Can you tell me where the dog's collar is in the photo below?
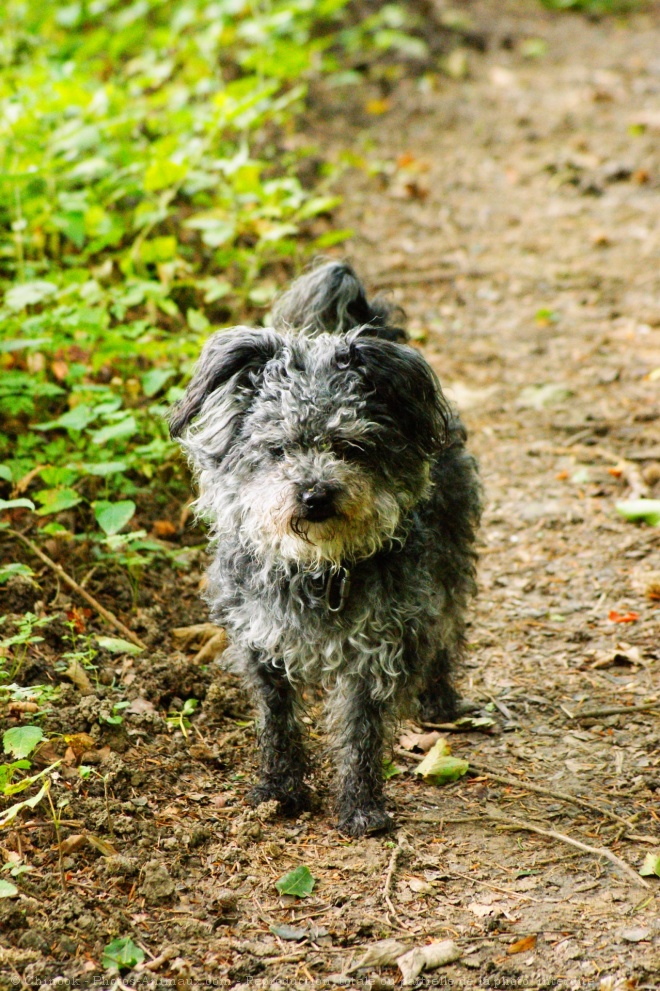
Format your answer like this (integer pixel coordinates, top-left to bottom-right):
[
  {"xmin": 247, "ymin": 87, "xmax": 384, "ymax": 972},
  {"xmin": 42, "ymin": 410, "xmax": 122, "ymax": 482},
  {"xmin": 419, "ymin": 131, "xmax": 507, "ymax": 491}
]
[{"xmin": 298, "ymin": 563, "xmax": 352, "ymax": 614}]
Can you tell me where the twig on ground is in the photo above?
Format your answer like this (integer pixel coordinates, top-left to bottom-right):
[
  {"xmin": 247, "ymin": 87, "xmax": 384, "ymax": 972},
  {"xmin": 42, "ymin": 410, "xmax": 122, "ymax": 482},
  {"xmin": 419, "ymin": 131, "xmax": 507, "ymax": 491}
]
[
  {"xmin": 591, "ymin": 445, "xmax": 649, "ymax": 500},
  {"xmin": 467, "ymin": 761, "xmax": 656, "ymax": 841},
  {"xmin": 554, "ymin": 443, "xmax": 650, "ymax": 499},
  {"xmin": 396, "ymin": 749, "xmax": 656, "ymax": 842},
  {"xmin": 9, "ymin": 529, "xmax": 147, "ymax": 650},
  {"xmin": 483, "ymin": 807, "xmax": 649, "ymax": 889},
  {"xmin": 261, "ymin": 952, "xmax": 308, "ymax": 965},
  {"xmin": 383, "ymin": 834, "xmax": 407, "ymax": 922},
  {"xmin": 567, "ymin": 702, "xmax": 660, "ymax": 720},
  {"xmin": 447, "ymin": 871, "xmax": 547, "ymax": 903},
  {"xmin": 137, "ymin": 946, "xmax": 178, "ymax": 973}
]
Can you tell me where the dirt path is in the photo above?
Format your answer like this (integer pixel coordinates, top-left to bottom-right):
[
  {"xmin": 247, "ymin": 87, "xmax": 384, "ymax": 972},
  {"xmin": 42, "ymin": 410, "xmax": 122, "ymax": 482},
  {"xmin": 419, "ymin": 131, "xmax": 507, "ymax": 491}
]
[{"xmin": 4, "ymin": 3, "xmax": 660, "ymax": 989}]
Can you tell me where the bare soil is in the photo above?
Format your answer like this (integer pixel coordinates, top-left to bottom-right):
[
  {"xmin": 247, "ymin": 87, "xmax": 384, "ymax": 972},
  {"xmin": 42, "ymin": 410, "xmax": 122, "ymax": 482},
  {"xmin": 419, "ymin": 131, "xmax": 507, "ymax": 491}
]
[{"xmin": 3, "ymin": 2, "xmax": 660, "ymax": 989}]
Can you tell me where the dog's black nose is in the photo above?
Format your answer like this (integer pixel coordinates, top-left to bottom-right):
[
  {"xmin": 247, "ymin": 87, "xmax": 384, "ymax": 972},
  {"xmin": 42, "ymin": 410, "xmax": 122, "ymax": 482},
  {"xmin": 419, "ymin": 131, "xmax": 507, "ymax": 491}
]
[{"xmin": 300, "ymin": 482, "xmax": 337, "ymax": 521}]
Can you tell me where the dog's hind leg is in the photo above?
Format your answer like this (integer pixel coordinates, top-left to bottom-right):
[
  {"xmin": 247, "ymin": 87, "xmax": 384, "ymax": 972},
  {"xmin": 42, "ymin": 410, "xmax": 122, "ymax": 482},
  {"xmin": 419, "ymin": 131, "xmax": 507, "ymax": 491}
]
[
  {"xmin": 328, "ymin": 677, "xmax": 394, "ymax": 838},
  {"xmin": 246, "ymin": 655, "xmax": 310, "ymax": 816},
  {"xmin": 418, "ymin": 645, "xmax": 459, "ymax": 723}
]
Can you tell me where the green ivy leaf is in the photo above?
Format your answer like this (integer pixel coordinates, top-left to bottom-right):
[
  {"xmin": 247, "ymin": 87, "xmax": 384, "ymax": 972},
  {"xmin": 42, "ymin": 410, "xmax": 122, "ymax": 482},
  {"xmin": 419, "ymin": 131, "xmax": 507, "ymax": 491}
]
[
  {"xmin": 33, "ymin": 404, "xmax": 97, "ymax": 432},
  {"xmin": 0, "ymin": 499, "xmax": 35, "ymax": 512},
  {"xmin": 144, "ymin": 160, "xmax": 188, "ymax": 192},
  {"xmin": 102, "ymin": 936, "xmax": 145, "ymax": 972},
  {"xmin": 275, "ymin": 865, "xmax": 315, "ymax": 898},
  {"xmin": 81, "ymin": 462, "xmax": 127, "ymax": 477},
  {"xmin": 96, "ymin": 636, "xmax": 143, "ymax": 655},
  {"xmin": 639, "ymin": 852, "xmax": 660, "ymax": 877},
  {"xmin": 616, "ymin": 500, "xmax": 660, "ymax": 527},
  {"xmin": 34, "ymin": 488, "xmax": 82, "ymax": 517},
  {"xmin": 383, "ymin": 759, "xmax": 402, "ymax": 780},
  {"xmin": 94, "ymin": 500, "xmax": 136, "ymax": 536},
  {"xmin": 0, "ymin": 563, "xmax": 35, "ymax": 585},
  {"xmin": 142, "ymin": 369, "xmax": 175, "ymax": 398},
  {"xmin": 4, "ymin": 281, "xmax": 57, "ymax": 312},
  {"xmin": 90, "ymin": 417, "xmax": 137, "ymax": 445},
  {"xmin": 0, "ymin": 880, "xmax": 19, "ymax": 898},
  {"xmin": 3, "ymin": 726, "xmax": 44, "ymax": 760}
]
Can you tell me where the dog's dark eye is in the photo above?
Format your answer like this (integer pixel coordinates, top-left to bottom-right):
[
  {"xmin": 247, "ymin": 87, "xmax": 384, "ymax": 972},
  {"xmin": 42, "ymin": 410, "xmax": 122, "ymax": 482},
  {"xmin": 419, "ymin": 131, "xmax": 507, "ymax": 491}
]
[
  {"xmin": 269, "ymin": 445, "xmax": 285, "ymax": 460},
  {"xmin": 333, "ymin": 439, "xmax": 366, "ymax": 461}
]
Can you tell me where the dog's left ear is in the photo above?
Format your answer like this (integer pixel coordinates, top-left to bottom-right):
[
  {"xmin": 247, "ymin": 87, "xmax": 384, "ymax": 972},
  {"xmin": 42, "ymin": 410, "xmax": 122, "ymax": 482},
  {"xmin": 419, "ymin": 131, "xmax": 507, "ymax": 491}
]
[
  {"xmin": 168, "ymin": 327, "xmax": 282, "ymax": 438},
  {"xmin": 350, "ymin": 337, "xmax": 450, "ymax": 454}
]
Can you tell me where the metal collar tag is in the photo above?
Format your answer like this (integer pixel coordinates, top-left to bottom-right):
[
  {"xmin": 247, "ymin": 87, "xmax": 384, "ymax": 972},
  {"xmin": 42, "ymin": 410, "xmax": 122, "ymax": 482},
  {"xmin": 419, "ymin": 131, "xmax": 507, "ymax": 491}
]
[{"xmin": 325, "ymin": 566, "xmax": 351, "ymax": 613}]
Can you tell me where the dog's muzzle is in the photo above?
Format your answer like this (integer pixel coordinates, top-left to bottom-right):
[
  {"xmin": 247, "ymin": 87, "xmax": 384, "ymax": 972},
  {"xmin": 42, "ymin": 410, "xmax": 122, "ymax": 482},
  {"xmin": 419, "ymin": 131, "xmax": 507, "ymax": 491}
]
[{"xmin": 298, "ymin": 482, "xmax": 340, "ymax": 522}]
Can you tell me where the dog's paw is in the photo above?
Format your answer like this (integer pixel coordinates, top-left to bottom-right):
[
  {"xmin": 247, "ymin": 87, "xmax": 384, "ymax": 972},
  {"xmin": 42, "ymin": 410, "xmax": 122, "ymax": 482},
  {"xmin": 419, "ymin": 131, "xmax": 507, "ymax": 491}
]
[
  {"xmin": 418, "ymin": 691, "xmax": 459, "ymax": 724},
  {"xmin": 248, "ymin": 781, "xmax": 311, "ymax": 817},
  {"xmin": 337, "ymin": 807, "xmax": 394, "ymax": 838}
]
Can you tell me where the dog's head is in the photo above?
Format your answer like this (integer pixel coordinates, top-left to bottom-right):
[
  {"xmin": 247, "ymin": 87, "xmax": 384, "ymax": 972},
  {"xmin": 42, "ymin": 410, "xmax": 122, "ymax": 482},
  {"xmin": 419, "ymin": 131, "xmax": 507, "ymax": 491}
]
[{"xmin": 169, "ymin": 329, "xmax": 450, "ymax": 566}]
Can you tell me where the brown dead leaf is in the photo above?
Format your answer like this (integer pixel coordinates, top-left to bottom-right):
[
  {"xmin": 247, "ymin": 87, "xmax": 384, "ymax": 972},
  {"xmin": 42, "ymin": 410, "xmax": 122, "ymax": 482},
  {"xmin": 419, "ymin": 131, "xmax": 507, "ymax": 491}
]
[
  {"xmin": 152, "ymin": 520, "xmax": 177, "ymax": 539},
  {"xmin": 65, "ymin": 659, "xmax": 94, "ymax": 695},
  {"xmin": 31, "ymin": 741, "xmax": 62, "ymax": 767},
  {"xmin": 13, "ymin": 464, "xmax": 48, "ymax": 496},
  {"xmin": 507, "ymin": 934, "xmax": 537, "ymax": 956},
  {"xmin": 61, "ymin": 834, "xmax": 87, "ymax": 855},
  {"xmin": 8, "ymin": 701, "xmax": 39, "ymax": 715},
  {"xmin": 63, "ymin": 733, "xmax": 96, "ymax": 758},
  {"xmin": 85, "ymin": 834, "xmax": 119, "ymax": 856},
  {"xmin": 52, "ymin": 359, "xmax": 69, "ymax": 381},
  {"xmin": 66, "ymin": 607, "xmax": 91, "ymax": 634},
  {"xmin": 399, "ymin": 730, "xmax": 443, "ymax": 753}
]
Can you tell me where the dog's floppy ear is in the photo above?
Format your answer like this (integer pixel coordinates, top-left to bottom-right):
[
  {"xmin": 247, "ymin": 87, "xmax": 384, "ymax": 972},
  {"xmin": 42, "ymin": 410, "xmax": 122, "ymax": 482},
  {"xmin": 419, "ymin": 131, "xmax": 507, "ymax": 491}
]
[
  {"xmin": 350, "ymin": 337, "xmax": 450, "ymax": 455},
  {"xmin": 168, "ymin": 327, "xmax": 282, "ymax": 438}
]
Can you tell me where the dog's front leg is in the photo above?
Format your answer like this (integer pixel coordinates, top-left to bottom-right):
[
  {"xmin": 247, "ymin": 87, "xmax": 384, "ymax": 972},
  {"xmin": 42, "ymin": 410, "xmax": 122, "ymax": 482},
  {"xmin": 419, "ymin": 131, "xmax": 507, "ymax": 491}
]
[
  {"xmin": 329, "ymin": 678, "xmax": 394, "ymax": 837},
  {"xmin": 246, "ymin": 655, "xmax": 310, "ymax": 816}
]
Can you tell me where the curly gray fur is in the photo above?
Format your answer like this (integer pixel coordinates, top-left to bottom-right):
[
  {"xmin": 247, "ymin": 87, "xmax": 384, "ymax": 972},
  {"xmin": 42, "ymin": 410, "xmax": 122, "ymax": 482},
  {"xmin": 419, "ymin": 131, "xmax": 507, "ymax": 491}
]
[
  {"xmin": 272, "ymin": 260, "xmax": 408, "ymax": 343},
  {"xmin": 169, "ymin": 264, "xmax": 481, "ymax": 837}
]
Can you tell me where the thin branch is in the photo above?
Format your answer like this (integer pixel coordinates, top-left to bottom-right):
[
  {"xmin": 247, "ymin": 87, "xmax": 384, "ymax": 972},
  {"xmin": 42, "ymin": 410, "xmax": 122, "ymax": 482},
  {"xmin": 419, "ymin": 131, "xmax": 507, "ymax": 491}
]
[
  {"xmin": 395, "ymin": 749, "xmax": 656, "ymax": 842},
  {"xmin": 483, "ymin": 807, "xmax": 649, "ymax": 889},
  {"xmin": 568, "ymin": 702, "xmax": 660, "ymax": 720},
  {"xmin": 10, "ymin": 529, "xmax": 147, "ymax": 650},
  {"xmin": 383, "ymin": 834, "xmax": 406, "ymax": 922},
  {"xmin": 467, "ymin": 761, "xmax": 655, "ymax": 841}
]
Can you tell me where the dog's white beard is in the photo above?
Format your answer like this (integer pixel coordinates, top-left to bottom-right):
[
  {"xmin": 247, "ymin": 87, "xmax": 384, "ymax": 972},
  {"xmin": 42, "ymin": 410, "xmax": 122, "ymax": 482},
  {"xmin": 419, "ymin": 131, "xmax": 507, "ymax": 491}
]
[{"xmin": 240, "ymin": 477, "xmax": 402, "ymax": 567}]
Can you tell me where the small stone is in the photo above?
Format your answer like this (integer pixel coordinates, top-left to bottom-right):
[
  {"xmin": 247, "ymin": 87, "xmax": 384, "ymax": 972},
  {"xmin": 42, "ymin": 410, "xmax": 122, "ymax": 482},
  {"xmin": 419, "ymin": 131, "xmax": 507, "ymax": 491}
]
[
  {"xmin": 140, "ymin": 860, "xmax": 176, "ymax": 904},
  {"xmin": 621, "ymin": 927, "xmax": 650, "ymax": 943}
]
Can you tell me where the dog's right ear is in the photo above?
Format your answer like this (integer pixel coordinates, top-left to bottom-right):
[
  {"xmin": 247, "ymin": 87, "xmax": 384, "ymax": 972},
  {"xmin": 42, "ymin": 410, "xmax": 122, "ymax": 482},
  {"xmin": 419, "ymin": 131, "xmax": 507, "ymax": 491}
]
[{"xmin": 168, "ymin": 327, "xmax": 282, "ymax": 438}]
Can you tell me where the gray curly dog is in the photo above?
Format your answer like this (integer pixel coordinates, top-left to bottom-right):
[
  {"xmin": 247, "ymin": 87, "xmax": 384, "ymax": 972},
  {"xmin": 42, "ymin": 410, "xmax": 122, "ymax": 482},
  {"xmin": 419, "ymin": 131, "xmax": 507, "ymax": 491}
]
[{"xmin": 169, "ymin": 261, "xmax": 481, "ymax": 837}]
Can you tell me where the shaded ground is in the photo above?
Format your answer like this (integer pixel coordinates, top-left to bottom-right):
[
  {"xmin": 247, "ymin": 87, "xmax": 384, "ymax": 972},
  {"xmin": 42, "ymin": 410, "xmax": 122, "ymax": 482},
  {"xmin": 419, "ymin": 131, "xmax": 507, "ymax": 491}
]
[{"xmin": 3, "ymin": 2, "xmax": 660, "ymax": 989}]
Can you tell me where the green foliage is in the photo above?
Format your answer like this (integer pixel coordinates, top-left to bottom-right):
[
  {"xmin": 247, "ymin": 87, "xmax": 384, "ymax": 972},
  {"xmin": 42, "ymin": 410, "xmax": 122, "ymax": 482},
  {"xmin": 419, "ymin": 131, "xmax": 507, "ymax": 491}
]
[
  {"xmin": 102, "ymin": 937, "xmax": 145, "ymax": 972},
  {"xmin": 0, "ymin": 0, "xmax": 366, "ymax": 572},
  {"xmin": 538, "ymin": 0, "xmax": 642, "ymax": 12},
  {"xmin": 2, "ymin": 725, "xmax": 44, "ymax": 760},
  {"xmin": 166, "ymin": 697, "xmax": 198, "ymax": 737},
  {"xmin": 0, "ymin": 612, "xmax": 54, "ymax": 681},
  {"xmin": 275, "ymin": 865, "xmax": 316, "ymax": 897}
]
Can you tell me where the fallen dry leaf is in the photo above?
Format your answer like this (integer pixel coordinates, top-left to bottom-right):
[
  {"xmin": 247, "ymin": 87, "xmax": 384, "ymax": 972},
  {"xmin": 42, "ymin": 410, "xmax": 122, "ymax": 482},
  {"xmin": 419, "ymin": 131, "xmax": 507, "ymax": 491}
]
[
  {"xmin": 65, "ymin": 659, "xmax": 95, "ymax": 695},
  {"xmin": 60, "ymin": 834, "xmax": 87, "ymax": 855},
  {"xmin": 608, "ymin": 610, "xmax": 639, "ymax": 624},
  {"xmin": 397, "ymin": 940, "xmax": 461, "ymax": 985},
  {"xmin": 399, "ymin": 729, "xmax": 443, "ymax": 752},
  {"xmin": 507, "ymin": 934, "xmax": 537, "ymax": 955},
  {"xmin": 352, "ymin": 939, "xmax": 408, "ymax": 971},
  {"xmin": 152, "ymin": 520, "xmax": 177, "ymax": 539}
]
